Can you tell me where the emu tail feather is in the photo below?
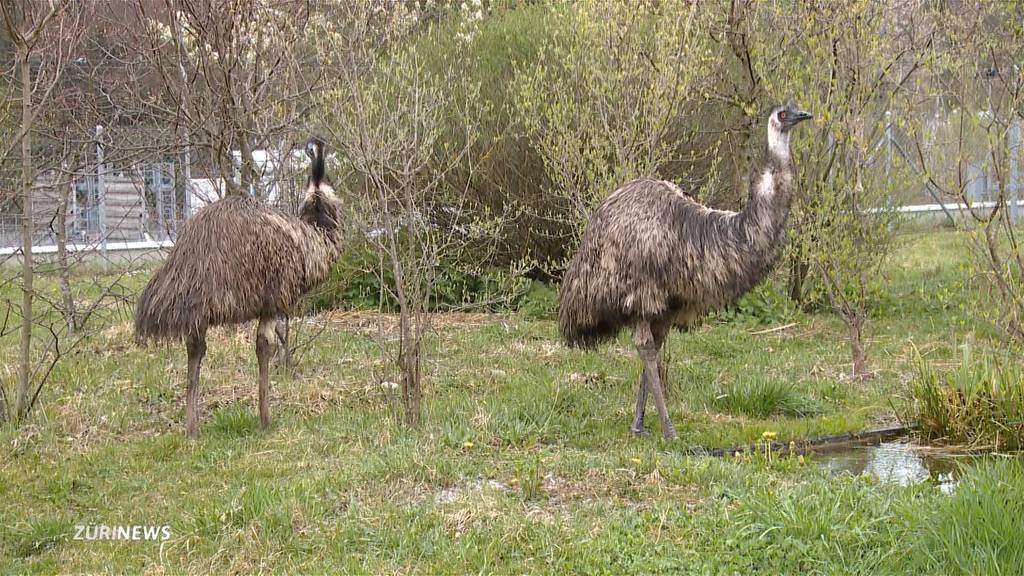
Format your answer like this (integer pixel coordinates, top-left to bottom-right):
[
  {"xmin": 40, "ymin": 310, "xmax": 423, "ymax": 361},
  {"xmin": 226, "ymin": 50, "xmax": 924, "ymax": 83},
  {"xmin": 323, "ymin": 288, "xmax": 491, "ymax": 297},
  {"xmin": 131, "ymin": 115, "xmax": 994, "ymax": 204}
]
[
  {"xmin": 134, "ymin": 268, "xmax": 202, "ymax": 343},
  {"xmin": 558, "ymin": 264, "xmax": 625, "ymax": 349}
]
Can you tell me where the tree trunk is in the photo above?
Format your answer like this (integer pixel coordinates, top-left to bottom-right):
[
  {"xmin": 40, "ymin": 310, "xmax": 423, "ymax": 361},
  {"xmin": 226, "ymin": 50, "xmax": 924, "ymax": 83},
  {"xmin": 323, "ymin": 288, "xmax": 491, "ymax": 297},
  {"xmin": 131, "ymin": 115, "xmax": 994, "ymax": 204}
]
[
  {"xmin": 238, "ymin": 131, "xmax": 258, "ymax": 199},
  {"xmin": 788, "ymin": 255, "xmax": 809, "ymax": 304},
  {"xmin": 399, "ymin": 335, "xmax": 421, "ymax": 427},
  {"xmin": 15, "ymin": 51, "xmax": 34, "ymax": 422},
  {"xmin": 847, "ymin": 315, "xmax": 867, "ymax": 381}
]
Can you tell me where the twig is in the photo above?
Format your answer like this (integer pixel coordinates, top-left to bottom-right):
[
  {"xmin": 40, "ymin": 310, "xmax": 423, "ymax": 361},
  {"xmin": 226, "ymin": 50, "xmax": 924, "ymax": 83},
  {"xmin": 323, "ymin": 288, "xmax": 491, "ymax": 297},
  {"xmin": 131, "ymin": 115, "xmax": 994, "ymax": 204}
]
[{"xmin": 749, "ymin": 322, "xmax": 798, "ymax": 336}]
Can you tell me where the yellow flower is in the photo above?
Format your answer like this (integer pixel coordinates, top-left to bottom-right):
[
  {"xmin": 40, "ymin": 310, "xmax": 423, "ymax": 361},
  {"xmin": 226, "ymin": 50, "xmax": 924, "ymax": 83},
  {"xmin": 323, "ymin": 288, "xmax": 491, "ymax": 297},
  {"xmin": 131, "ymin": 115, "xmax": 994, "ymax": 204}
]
[
  {"xmin": 630, "ymin": 457, "xmax": 642, "ymax": 464},
  {"xmin": 463, "ymin": 441, "xmax": 474, "ymax": 449},
  {"xmin": 761, "ymin": 431, "xmax": 777, "ymax": 441},
  {"xmin": 798, "ymin": 455, "xmax": 806, "ymax": 464}
]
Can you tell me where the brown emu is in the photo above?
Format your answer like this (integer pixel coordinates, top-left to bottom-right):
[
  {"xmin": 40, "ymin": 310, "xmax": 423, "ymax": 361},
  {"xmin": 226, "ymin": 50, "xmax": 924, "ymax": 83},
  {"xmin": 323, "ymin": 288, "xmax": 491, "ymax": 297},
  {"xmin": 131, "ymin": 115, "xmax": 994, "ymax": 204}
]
[
  {"xmin": 135, "ymin": 137, "xmax": 343, "ymax": 438},
  {"xmin": 559, "ymin": 105, "xmax": 813, "ymax": 439}
]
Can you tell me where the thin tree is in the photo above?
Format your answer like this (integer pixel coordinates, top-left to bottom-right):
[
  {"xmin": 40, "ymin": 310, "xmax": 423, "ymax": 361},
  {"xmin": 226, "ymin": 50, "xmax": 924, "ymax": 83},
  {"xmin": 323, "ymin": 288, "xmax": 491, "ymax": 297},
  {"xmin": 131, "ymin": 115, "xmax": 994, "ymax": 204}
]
[{"xmin": 0, "ymin": 0, "xmax": 84, "ymax": 423}]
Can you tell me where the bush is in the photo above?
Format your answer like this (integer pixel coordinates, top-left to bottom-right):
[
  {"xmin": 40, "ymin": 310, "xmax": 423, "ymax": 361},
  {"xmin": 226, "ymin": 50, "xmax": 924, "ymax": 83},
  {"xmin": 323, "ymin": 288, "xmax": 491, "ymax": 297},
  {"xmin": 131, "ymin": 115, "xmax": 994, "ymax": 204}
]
[
  {"xmin": 303, "ymin": 244, "xmax": 529, "ymax": 313},
  {"xmin": 712, "ymin": 281, "xmax": 795, "ymax": 325},
  {"xmin": 411, "ymin": 3, "xmax": 569, "ymax": 266}
]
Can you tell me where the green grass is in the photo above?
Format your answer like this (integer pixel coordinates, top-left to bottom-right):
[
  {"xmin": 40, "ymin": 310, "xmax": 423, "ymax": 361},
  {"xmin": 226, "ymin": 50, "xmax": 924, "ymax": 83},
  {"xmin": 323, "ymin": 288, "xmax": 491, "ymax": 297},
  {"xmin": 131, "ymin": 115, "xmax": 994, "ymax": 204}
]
[
  {"xmin": 1, "ymin": 228, "xmax": 1021, "ymax": 574},
  {"xmin": 915, "ymin": 458, "xmax": 1024, "ymax": 574}
]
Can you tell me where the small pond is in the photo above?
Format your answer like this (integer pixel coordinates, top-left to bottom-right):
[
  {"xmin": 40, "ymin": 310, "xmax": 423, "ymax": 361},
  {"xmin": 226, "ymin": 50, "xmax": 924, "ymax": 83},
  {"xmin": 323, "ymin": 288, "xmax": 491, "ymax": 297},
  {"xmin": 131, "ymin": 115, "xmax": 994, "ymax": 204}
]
[{"xmin": 814, "ymin": 440, "xmax": 974, "ymax": 493}]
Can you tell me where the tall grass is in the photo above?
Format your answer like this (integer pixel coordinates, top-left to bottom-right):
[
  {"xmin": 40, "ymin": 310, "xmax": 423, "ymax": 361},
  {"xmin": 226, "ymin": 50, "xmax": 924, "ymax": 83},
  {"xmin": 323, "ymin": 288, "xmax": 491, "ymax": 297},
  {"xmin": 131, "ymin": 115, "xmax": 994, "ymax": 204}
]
[
  {"xmin": 905, "ymin": 346, "xmax": 1024, "ymax": 450},
  {"xmin": 712, "ymin": 377, "xmax": 823, "ymax": 419},
  {"xmin": 914, "ymin": 458, "xmax": 1024, "ymax": 574}
]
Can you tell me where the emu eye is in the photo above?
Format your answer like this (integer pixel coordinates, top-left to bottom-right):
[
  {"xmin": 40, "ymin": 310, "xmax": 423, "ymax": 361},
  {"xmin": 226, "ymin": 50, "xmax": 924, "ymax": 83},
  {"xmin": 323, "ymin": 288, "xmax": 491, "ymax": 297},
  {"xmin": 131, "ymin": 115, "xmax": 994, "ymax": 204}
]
[{"xmin": 778, "ymin": 111, "xmax": 788, "ymax": 121}]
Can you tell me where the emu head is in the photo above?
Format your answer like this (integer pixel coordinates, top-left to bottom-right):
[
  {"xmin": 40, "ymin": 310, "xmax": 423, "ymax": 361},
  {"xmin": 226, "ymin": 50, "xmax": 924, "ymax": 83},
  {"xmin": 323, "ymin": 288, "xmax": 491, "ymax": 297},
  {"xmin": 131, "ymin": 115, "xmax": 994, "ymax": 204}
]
[
  {"xmin": 299, "ymin": 136, "xmax": 343, "ymax": 236},
  {"xmin": 766, "ymin": 104, "xmax": 812, "ymax": 159},
  {"xmin": 768, "ymin": 104, "xmax": 813, "ymax": 134}
]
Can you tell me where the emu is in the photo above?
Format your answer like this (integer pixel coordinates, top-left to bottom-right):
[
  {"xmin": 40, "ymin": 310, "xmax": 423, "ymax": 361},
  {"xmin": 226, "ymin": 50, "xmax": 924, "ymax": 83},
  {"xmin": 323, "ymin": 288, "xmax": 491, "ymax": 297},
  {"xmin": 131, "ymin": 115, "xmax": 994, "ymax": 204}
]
[
  {"xmin": 559, "ymin": 105, "xmax": 813, "ymax": 440},
  {"xmin": 135, "ymin": 137, "xmax": 344, "ymax": 438}
]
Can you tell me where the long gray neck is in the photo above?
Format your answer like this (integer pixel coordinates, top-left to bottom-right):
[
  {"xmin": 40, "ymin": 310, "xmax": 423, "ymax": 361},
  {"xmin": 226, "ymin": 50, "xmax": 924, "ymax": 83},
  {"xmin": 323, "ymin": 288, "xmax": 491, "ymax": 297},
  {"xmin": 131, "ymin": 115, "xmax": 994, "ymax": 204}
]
[{"xmin": 733, "ymin": 127, "xmax": 796, "ymax": 277}]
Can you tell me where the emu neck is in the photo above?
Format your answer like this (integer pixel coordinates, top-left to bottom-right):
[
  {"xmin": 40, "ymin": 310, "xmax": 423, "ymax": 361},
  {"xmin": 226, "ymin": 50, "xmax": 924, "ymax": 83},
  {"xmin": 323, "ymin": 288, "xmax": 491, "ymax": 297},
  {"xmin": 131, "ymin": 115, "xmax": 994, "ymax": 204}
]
[{"xmin": 735, "ymin": 133, "xmax": 795, "ymax": 275}]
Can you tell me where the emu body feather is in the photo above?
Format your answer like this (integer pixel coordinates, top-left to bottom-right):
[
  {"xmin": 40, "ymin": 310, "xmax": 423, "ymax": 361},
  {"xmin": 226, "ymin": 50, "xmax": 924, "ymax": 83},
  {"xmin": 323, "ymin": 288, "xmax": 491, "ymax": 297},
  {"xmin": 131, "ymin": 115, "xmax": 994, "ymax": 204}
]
[{"xmin": 135, "ymin": 196, "xmax": 340, "ymax": 341}]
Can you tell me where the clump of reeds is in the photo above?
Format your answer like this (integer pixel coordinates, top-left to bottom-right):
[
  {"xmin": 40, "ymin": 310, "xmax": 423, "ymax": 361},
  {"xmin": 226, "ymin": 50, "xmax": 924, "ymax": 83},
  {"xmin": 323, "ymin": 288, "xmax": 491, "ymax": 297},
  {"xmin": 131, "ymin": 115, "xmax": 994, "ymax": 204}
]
[{"xmin": 905, "ymin": 344, "xmax": 1024, "ymax": 451}]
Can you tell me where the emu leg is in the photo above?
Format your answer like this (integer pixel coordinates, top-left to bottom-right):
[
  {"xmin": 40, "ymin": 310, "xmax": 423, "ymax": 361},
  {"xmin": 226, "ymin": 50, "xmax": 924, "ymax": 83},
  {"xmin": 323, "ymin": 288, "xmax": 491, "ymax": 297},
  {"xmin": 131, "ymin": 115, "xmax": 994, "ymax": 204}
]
[
  {"xmin": 274, "ymin": 314, "xmax": 291, "ymax": 371},
  {"xmin": 630, "ymin": 368, "xmax": 649, "ymax": 437},
  {"xmin": 185, "ymin": 332, "xmax": 207, "ymax": 439},
  {"xmin": 634, "ymin": 321, "xmax": 677, "ymax": 440},
  {"xmin": 631, "ymin": 325, "xmax": 668, "ymax": 436},
  {"xmin": 256, "ymin": 317, "xmax": 279, "ymax": 431}
]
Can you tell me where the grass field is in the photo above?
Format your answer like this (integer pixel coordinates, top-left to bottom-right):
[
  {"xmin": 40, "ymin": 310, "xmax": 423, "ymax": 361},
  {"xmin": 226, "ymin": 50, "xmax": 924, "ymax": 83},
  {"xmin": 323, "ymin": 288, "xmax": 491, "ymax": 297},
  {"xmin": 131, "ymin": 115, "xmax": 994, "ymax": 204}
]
[{"xmin": 3, "ymin": 229, "xmax": 1023, "ymax": 574}]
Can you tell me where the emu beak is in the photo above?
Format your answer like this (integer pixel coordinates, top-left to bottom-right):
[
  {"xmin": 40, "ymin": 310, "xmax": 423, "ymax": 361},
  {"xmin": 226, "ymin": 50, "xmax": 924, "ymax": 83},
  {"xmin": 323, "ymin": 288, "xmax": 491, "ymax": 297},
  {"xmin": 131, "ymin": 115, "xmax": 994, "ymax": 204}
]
[{"xmin": 793, "ymin": 111, "xmax": 813, "ymax": 123}]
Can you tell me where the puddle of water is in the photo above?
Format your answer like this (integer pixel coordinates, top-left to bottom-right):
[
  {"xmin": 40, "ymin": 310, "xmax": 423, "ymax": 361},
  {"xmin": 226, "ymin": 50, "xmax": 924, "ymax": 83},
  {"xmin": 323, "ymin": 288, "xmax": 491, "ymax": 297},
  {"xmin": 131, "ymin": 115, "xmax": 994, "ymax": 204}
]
[{"xmin": 814, "ymin": 441, "xmax": 969, "ymax": 493}]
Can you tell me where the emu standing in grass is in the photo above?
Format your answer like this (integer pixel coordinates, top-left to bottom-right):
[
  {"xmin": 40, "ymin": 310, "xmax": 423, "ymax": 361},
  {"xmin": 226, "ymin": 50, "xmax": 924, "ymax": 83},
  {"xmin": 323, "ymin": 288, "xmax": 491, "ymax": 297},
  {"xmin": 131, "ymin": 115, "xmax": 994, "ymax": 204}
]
[
  {"xmin": 135, "ymin": 138, "xmax": 343, "ymax": 438},
  {"xmin": 559, "ymin": 105, "xmax": 813, "ymax": 439}
]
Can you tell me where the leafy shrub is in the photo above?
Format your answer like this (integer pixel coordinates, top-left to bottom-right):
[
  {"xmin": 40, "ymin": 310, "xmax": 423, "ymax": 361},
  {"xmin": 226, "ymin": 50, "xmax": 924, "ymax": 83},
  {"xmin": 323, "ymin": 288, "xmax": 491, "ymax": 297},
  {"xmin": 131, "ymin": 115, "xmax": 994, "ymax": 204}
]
[
  {"xmin": 794, "ymin": 274, "xmax": 893, "ymax": 316},
  {"xmin": 412, "ymin": 3, "xmax": 570, "ymax": 266},
  {"xmin": 712, "ymin": 282, "xmax": 796, "ymax": 325},
  {"xmin": 303, "ymin": 244, "xmax": 529, "ymax": 313}
]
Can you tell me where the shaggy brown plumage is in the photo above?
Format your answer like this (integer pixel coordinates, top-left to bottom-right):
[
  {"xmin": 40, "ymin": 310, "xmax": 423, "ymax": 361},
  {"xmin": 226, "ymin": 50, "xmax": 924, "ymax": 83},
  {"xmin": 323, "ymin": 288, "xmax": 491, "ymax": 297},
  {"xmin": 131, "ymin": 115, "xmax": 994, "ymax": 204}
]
[
  {"xmin": 134, "ymin": 196, "xmax": 340, "ymax": 340},
  {"xmin": 135, "ymin": 137, "xmax": 344, "ymax": 438},
  {"xmin": 559, "ymin": 105, "xmax": 813, "ymax": 439}
]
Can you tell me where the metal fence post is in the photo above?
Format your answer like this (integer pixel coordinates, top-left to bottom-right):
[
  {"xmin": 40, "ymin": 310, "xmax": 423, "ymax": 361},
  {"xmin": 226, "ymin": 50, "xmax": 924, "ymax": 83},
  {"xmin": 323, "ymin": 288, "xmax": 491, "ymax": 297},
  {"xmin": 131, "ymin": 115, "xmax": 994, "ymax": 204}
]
[
  {"xmin": 1010, "ymin": 120, "xmax": 1020, "ymax": 225},
  {"xmin": 154, "ymin": 164, "xmax": 164, "ymax": 240},
  {"xmin": 96, "ymin": 125, "xmax": 107, "ymax": 270},
  {"xmin": 137, "ymin": 165, "xmax": 146, "ymax": 242}
]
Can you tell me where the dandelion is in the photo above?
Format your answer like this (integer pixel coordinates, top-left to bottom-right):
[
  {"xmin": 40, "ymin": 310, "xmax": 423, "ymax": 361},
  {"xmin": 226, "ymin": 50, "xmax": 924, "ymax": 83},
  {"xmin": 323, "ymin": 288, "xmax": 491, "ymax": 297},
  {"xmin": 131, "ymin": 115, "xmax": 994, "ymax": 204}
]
[
  {"xmin": 630, "ymin": 457, "xmax": 642, "ymax": 464},
  {"xmin": 798, "ymin": 455, "xmax": 806, "ymax": 464},
  {"xmin": 761, "ymin": 431, "xmax": 777, "ymax": 441},
  {"xmin": 463, "ymin": 441, "xmax": 474, "ymax": 449}
]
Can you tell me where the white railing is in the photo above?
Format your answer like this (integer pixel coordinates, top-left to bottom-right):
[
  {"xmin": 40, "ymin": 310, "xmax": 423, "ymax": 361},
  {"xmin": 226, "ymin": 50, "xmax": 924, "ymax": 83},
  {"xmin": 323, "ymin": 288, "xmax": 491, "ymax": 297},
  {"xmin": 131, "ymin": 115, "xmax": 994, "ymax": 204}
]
[{"xmin": 0, "ymin": 238, "xmax": 174, "ymax": 257}]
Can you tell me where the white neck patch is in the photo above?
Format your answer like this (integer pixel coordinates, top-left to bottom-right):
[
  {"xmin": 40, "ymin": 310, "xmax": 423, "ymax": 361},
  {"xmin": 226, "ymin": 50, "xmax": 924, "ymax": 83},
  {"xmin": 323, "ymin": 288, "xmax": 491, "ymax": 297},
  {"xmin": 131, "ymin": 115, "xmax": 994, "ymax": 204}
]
[{"xmin": 768, "ymin": 124, "xmax": 790, "ymax": 161}]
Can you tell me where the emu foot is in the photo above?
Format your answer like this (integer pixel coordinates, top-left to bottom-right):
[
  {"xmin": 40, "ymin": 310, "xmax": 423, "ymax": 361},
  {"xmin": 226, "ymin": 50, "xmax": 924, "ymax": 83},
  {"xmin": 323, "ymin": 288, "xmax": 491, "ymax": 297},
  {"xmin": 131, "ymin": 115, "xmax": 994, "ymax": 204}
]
[
  {"xmin": 629, "ymin": 425, "xmax": 651, "ymax": 438},
  {"xmin": 660, "ymin": 425, "xmax": 679, "ymax": 441}
]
